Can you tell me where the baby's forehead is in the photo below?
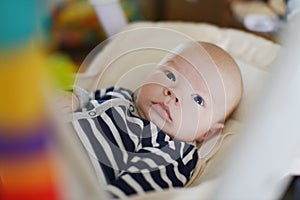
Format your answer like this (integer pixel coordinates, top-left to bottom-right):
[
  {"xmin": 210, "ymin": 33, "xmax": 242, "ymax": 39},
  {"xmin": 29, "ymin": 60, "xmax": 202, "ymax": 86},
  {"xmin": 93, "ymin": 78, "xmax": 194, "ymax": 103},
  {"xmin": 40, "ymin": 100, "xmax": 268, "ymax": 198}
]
[
  {"xmin": 166, "ymin": 50, "xmax": 219, "ymax": 78},
  {"xmin": 170, "ymin": 48, "xmax": 230, "ymax": 87},
  {"xmin": 172, "ymin": 45, "xmax": 214, "ymax": 65},
  {"xmin": 162, "ymin": 42, "xmax": 234, "ymax": 85}
]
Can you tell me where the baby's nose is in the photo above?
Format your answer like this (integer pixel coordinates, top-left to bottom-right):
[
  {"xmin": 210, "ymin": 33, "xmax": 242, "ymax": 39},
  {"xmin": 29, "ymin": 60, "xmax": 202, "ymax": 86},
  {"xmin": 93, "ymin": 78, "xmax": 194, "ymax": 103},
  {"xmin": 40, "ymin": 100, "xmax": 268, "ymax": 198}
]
[{"xmin": 164, "ymin": 88, "xmax": 179, "ymax": 103}]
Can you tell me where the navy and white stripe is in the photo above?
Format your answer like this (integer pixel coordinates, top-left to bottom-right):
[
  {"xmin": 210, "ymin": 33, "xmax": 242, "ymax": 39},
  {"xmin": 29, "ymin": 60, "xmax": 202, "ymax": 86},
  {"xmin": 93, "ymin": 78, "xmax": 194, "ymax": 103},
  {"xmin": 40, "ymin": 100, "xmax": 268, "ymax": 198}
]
[{"xmin": 70, "ymin": 87, "xmax": 198, "ymax": 198}]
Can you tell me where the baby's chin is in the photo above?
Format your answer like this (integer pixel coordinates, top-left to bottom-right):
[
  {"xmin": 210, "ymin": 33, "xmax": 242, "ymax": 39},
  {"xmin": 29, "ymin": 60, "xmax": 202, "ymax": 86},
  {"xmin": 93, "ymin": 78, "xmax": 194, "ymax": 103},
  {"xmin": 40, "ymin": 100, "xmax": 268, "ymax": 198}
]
[
  {"xmin": 148, "ymin": 109, "xmax": 167, "ymax": 130},
  {"xmin": 136, "ymin": 105, "xmax": 184, "ymax": 140},
  {"xmin": 146, "ymin": 113, "xmax": 197, "ymax": 142}
]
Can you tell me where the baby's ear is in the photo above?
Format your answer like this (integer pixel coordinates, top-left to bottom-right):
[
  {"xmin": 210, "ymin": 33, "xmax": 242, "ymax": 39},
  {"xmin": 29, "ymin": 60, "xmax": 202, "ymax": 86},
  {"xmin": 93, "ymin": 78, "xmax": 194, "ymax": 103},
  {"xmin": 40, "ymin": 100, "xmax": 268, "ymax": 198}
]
[{"xmin": 196, "ymin": 123, "xmax": 224, "ymax": 142}]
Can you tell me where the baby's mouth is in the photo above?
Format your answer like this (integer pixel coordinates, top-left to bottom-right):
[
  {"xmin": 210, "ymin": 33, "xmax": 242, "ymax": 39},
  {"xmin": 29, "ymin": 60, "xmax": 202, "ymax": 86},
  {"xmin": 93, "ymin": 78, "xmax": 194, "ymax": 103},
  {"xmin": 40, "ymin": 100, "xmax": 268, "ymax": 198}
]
[{"xmin": 151, "ymin": 102, "xmax": 172, "ymax": 121}]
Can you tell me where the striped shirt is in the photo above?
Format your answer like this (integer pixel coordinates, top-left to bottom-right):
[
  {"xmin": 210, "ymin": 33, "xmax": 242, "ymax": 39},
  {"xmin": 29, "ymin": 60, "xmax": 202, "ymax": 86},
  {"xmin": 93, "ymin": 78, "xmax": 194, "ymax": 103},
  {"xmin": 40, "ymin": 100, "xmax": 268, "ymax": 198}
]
[{"xmin": 68, "ymin": 87, "xmax": 198, "ymax": 198}]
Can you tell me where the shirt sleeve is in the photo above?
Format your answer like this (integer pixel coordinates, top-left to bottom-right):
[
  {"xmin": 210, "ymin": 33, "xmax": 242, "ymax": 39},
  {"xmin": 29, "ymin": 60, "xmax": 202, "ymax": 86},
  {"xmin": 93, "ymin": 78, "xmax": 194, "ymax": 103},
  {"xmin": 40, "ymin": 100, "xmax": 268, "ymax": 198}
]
[
  {"xmin": 73, "ymin": 86, "xmax": 133, "ymax": 108},
  {"xmin": 92, "ymin": 87, "xmax": 133, "ymax": 103},
  {"xmin": 73, "ymin": 86, "xmax": 90, "ymax": 108}
]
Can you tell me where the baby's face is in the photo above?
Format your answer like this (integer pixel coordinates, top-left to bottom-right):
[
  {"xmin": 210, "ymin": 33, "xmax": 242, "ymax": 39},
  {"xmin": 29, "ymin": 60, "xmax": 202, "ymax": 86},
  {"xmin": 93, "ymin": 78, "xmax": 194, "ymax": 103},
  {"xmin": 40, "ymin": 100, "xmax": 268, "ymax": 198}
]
[{"xmin": 135, "ymin": 46, "xmax": 227, "ymax": 142}]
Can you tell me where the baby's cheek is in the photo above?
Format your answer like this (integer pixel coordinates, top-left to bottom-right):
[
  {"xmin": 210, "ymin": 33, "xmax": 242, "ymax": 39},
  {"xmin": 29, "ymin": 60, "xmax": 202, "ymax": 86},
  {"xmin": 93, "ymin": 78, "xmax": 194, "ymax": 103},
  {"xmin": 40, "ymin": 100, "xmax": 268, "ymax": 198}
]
[{"xmin": 189, "ymin": 108, "xmax": 206, "ymax": 132}]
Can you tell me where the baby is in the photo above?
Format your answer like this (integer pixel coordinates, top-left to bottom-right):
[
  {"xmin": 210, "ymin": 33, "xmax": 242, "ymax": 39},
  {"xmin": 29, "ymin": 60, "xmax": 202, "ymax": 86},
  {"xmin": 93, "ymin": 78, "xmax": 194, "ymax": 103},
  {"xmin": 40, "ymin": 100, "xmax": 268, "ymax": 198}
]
[{"xmin": 62, "ymin": 41, "xmax": 243, "ymax": 199}]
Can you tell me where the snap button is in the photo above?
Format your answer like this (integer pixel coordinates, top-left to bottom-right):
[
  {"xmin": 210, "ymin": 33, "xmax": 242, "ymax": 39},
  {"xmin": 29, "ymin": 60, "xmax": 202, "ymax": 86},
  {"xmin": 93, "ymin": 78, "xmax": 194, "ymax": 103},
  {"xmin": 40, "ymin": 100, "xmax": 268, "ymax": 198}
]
[
  {"xmin": 88, "ymin": 111, "xmax": 96, "ymax": 116},
  {"xmin": 129, "ymin": 105, "xmax": 135, "ymax": 112}
]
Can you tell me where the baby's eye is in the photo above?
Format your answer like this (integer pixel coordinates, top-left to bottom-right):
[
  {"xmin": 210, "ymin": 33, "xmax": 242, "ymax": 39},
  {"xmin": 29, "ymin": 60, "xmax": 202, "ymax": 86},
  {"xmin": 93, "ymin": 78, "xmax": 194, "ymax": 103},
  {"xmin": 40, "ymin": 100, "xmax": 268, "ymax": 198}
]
[
  {"xmin": 165, "ymin": 70, "xmax": 176, "ymax": 82},
  {"xmin": 192, "ymin": 94, "xmax": 204, "ymax": 106}
]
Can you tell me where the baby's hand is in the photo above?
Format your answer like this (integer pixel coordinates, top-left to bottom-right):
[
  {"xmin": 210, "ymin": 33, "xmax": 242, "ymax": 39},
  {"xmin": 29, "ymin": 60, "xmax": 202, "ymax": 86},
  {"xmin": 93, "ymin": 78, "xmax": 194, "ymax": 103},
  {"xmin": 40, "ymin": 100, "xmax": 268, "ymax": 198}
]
[{"xmin": 56, "ymin": 92, "xmax": 80, "ymax": 113}]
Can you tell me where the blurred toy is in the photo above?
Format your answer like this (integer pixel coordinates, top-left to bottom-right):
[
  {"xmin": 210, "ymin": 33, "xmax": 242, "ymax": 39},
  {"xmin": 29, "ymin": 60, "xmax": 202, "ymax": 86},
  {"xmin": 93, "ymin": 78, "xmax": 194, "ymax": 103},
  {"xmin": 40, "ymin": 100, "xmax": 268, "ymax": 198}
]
[
  {"xmin": 51, "ymin": 0, "xmax": 106, "ymax": 50},
  {"xmin": 49, "ymin": 0, "xmax": 144, "ymax": 64},
  {"xmin": 230, "ymin": 0, "xmax": 287, "ymax": 32},
  {"xmin": 47, "ymin": 53, "xmax": 76, "ymax": 91},
  {"xmin": 0, "ymin": 1, "xmax": 65, "ymax": 200},
  {"xmin": 231, "ymin": 0, "xmax": 287, "ymax": 20},
  {"xmin": 50, "ymin": 0, "xmax": 143, "ymax": 48}
]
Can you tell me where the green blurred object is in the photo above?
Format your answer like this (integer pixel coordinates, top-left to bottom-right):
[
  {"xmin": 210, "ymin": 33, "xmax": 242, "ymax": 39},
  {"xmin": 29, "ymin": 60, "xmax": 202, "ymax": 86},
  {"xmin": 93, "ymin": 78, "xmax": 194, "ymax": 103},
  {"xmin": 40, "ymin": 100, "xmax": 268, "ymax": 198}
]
[
  {"xmin": 120, "ymin": 0, "xmax": 144, "ymax": 21},
  {"xmin": 47, "ymin": 53, "xmax": 76, "ymax": 91}
]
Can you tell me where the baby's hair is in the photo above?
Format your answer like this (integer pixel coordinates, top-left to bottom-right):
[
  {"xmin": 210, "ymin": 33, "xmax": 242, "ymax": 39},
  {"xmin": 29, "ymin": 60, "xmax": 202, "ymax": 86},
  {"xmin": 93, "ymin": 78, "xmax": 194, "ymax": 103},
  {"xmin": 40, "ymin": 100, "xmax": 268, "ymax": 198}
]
[{"xmin": 198, "ymin": 41, "xmax": 243, "ymax": 120}]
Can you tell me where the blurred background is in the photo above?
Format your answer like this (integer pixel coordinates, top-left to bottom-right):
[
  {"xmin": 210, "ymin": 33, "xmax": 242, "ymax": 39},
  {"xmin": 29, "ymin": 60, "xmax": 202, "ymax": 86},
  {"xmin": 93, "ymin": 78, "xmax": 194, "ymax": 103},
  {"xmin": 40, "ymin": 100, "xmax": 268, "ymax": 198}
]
[
  {"xmin": 0, "ymin": 0, "xmax": 297, "ymax": 199},
  {"xmin": 37, "ymin": 0, "xmax": 291, "ymax": 72}
]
